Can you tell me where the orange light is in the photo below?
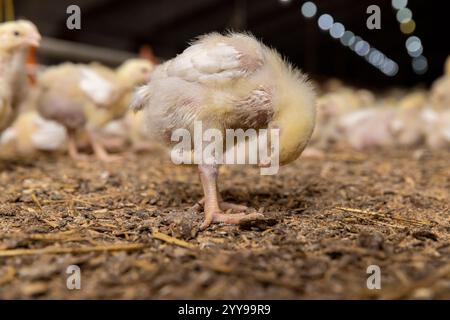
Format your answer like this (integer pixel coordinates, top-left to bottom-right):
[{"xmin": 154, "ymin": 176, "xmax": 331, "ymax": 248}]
[{"xmin": 400, "ymin": 20, "xmax": 416, "ymax": 34}]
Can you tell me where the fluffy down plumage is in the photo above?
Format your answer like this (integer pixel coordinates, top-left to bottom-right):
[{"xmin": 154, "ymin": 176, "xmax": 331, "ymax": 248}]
[{"xmin": 132, "ymin": 32, "xmax": 316, "ymax": 166}]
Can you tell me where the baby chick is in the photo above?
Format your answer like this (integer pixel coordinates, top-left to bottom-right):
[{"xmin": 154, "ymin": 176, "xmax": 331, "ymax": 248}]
[
  {"xmin": 311, "ymin": 88, "xmax": 374, "ymax": 148},
  {"xmin": 0, "ymin": 20, "xmax": 41, "ymax": 133},
  {"xmin": 132, "ymin": 32, "xmax": 316, "ymax": 229},
  {"xmin": 390, "ymin": 91, "xmax": 428, "ymax": 147},
  {"xmin": 37, "ymin": 59, "xmax": 153, "ymax": 161},
  {"xmin": 399, "ymin": 90, "xmax": 428, "ymax": 110},
  {"xmin": 337, "ymin": 108, "xmax": 395, "ymax": 150}
]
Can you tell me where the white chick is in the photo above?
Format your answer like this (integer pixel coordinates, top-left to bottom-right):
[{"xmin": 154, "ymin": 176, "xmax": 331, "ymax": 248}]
[
  {"xmin": 337, "ymin": 108, "xmax": 395, "ymax": 150},
  {"xmin": 337, "ymin": 100, "xmax": 426, "ymax": 151},
  {"xmin": 131, "ymin": 32, "xmax": 316, "ymax": 229},
  {"xmin": 0, "ymin": 20, "xmax": 41, "ymax": 133},
  {"xmin": 37, "ymin": 59, "xmax": 154, "ymax": 162},
  {"xmin": 311, "ymin": 88, "xmax": 374, "ymax": 148}
]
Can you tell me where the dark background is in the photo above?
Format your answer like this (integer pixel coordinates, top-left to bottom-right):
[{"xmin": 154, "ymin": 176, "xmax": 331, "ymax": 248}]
[{"xmin": 12, "ymin": 0, "xmax": 450, "ymax": 88}]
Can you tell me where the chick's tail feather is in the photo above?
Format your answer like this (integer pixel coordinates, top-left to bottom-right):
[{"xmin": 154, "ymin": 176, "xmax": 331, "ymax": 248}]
[{"xmin": 130, "ymin": 86, "xmax": 151, "ymax": 113}]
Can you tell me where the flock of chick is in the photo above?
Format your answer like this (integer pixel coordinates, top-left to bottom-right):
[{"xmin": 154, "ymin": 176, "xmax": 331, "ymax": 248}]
[
  {"xmin": 311, "ymin": 58, "xmax": 450, "ymax": 152},
  {"xmin": 2, "ymin": 20, "xmax": 449, "ymax": 166}
]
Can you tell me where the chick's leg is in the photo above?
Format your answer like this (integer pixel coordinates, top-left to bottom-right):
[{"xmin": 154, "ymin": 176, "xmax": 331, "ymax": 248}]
[
  {"xmin": 192, "ymin": 197, "xmax": 248, "ymax": 212},
  {"xmin": 67, "ymin": 130, "xmax": 88, "ymax": 161},
  {"xmin": 198, "ymin": 164, "xmax": 262, "ymax": 230},
  {"xmin": 87, "ymin": 129, "xmax": 121, "ymax": 163}
]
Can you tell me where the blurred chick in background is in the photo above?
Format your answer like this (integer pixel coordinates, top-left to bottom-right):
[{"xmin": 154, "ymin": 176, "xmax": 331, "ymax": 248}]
[
  {"xmin": 37, "ymin": 59, "xmax": 153, "ymax": 162},
  {"xmin": 422, "ymin": 108, "xmax": 450, "ymax": 149},
  {"xmin": 335, "ymin": 107, "xmax": 394, "ymax": 150},
  {"xmin": 0, "ymin": 20, "xmax": 41, "ymax": 134},
  {"xmin": 389, "ymin": 91, "xmax": 428, "ymax": 147},
  {"xmin": 132, "ymin": 32, "xmax": 316, "ymax": 229},
  {"xmin": 310, "ymin": 87, "xmax": 375, "ymax": 148},
  {"xmin": 99, "ymin": 110, "xmax": 155, "ymax": 152},
  {"xmin": 309, "ymin": 87, "xmax": 431, "ymax": 151}
]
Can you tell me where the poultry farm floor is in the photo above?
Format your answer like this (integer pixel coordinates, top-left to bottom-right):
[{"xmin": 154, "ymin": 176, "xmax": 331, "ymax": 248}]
[{"xmin": 0, "ymin": 148, "xmax": 449, "ymax": 299}]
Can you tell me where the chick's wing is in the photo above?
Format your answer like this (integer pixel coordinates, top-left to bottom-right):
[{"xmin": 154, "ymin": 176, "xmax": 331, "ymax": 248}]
[{"xmin": 166, "ymin": 33, "xmax": 264, "ymax": 85}]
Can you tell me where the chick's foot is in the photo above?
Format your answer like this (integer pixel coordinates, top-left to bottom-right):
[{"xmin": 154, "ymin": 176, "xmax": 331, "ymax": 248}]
[
  {"xmin": 200, "ymin": 210, "xmax": 263, "ymax": 230},
  {"xmin": 198, "ymin": 164, "xmax": 262, "ymax": 230}
]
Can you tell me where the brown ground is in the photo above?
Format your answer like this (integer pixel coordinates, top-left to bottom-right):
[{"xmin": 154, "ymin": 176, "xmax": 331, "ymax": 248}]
[{"xmin": 0, "ymin": 148, "xmax": 449, "ymax": 299}]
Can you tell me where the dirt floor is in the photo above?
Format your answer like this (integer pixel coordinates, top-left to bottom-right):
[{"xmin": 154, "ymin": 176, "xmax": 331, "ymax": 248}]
[{"xmin": 0, "ymin": 148, "xmax": 449, "ymax": 299}]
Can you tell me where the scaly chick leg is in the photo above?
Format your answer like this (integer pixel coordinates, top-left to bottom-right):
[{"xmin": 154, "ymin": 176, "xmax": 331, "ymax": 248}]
[
  {"xmin": 87, "ymin": 129, "xmax": 121, "ymax": 163},
  {"xmin": 198, "ymin": 164, "xmax": 262, "ymax": 230}
]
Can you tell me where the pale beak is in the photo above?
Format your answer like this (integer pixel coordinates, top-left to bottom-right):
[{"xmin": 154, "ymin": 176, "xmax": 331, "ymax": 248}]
[{"xmin": 26, "ymin": 34, "xmax": 42, "ymax": 47}]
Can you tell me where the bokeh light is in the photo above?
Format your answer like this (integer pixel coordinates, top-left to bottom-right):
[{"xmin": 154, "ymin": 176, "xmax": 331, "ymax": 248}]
[
  {"xmin": 329, "ymin": 22, "xmax": 345, "ymax": 39},
  {"xmin": 392, "ymin": 0, "xmax": 408, "ymax": 10},
  {"xmin": 406, "ymin": 36, "xmax": 422, "ymax": 52},
  {"xmin": 340, "ymin": 31, "xmax": 355, "ymax": 47},
  {"xmin": 400, "ymin": 20, "xmax": 416, "ymax": 34},
  {"xmin": 350, "ymin": 36, "xmax": 362, "ymax": 50},
  {"xmin": 367, "ymin": 49, "xmax": 385, "ymax": 67},
  {"xmin": 381, "ymin": 60, "xmax": 399, "ymax": 76},
  {"xmin": 408, "ymin": 46, "xmax": 423, "ymax": 58},
  {"xmin": 412, "ymin": 56, "xmax": 428, "ymax": 74},
  {"xmin": 299, "ymin": 3, "xmax": 399, "ymax": 77},
  {"xmin": 318, "ymin": 14, "xmax": 333, "ymax": 31},
  {"xmin": 396, "ymin": 8, "xmax": 412, "ymax": 23},
  {"xmin": 355, "ymin": 40, "xmax": 370, "ymax": 56},
  {"xmin": 301, "ymin": 1, "xmax": 317, "ymax": 18}
]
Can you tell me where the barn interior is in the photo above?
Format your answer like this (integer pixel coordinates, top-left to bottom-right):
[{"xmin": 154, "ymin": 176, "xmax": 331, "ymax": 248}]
[{"xmin": 0, "ymin": 0, "xmax": 449, "ymax": 300}]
